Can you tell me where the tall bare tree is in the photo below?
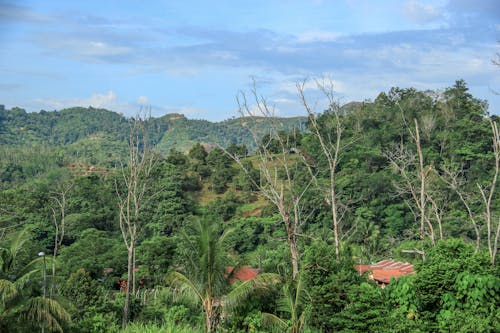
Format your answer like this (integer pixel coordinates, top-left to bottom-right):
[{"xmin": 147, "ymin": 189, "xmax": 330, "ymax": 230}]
[
  {"xmin": 441, "ymin": 118, "xmax": 500, "ymax": 265},
  {"xmin": 225, "ymin": 84, "xmax": 315, "ymax": 280},
  {"xmin": 298, "ymin": 79, "xmax": 348, "ymax": 259},
  {"xmin": 116, "ymin": 114, "xmax": 157, "ymax": 328},
  {"xmin": 478, "ymin": 119, "xmax": 500, "ymax": 266},
  {"xmin": 49, "ymin": 176, "xmax": 73, "ymax": 297},
  {"xmin": 385, "ymin": 115, "xmax": 437, "ymax": 246}
]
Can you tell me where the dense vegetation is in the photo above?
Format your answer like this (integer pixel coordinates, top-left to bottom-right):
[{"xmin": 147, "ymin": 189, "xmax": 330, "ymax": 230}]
[
  {"xmin": 0, "ymin": 106, "xmax": 306, "ymax": 153},
  {"xmin": 0, "ymin": 80, "xmax": 499, "ymax": 332}
]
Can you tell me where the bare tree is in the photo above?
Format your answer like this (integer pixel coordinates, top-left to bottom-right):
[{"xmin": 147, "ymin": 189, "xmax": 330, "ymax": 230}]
[
  {"xmin": 385, "ymin": 117, "xmax": 436, "ymax": 246},
  {"xmin": 440, "ymin": 164, "xmax": 481, "ymax": 249},
  {"xmin": 297, "ymin": 79, "xmax": 348, "ymax": 259},
  {"xmin": 478, "ymin": 119, "xmax": 500, "ymax": 266},
  {"xmin": 49, "ymin": 180, "xmax": 73, "ymax": 297},
  {"xmin": 493, "ymin": 43, "xmax": 500, "ymax": 95},
  {"xmin": 45, "ymin": 169, "xmax": 74, "ymax": 298},
  {"xmin": 441, "ymin": 119, "xmax": 500, "ymax": 265},
  {"xmin": 413, "ymin": 119, "xmax": 436, "ymax": 245},
  {"xmin": 224, "ymin": 84, "xmax": 315, "ymax": 280},
  {"xmin": 116, "ymin": 114, "xmax": 157, "ymax": 328}
]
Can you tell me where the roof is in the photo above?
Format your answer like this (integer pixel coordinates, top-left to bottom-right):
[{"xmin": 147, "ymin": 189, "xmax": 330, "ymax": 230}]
[
  {"xmin": 355, "ymin": 259, "xmax": 414, "ymax": 284},
  {"xmin": 226, "ymin": 266, "xmax": 260, "ymax": 284}
]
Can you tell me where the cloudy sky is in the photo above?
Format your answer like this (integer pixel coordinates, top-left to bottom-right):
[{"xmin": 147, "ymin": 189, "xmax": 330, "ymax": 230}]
[{"xmin": 0, "ymin": 0, "xmax": 499, "ymax": 120}]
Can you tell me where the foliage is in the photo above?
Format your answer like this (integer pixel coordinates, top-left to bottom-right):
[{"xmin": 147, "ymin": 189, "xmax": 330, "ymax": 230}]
[
  {"xmin": 1, "ymin": 81, "xmax": 500, "ymax": 331},
  {"xmin": 0, "ymin": 229, "xmax": 71, "ymax": 333},
  {"xmin": 333, "ymin": 282, "xmax": 389, "ymax": 332},
  {"xmin": 167, "ymin": 217, "xmax": 280, "ymax": 332},
  {"xmin": 437, "ymin": 273, "xmax": 500, "ymax": 332},
  {"xmin": 302, "ymin": 242, "xmax": 363, "ymax": 332}
]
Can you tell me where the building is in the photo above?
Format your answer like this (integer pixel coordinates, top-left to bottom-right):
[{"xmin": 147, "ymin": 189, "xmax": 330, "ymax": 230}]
[
  {"xmin": 226, "ymin": 266, "xmax": 260, "ymax": 284},
  {"xmin": 355, "ymin": 259, "xmax": 415, "ymax": 287}
]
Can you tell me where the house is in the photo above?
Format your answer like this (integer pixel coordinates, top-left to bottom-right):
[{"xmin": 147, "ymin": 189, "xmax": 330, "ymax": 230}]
[
  {"xmin": 226, "ymin": 266, "xmax": 260, "ymax": 284},
  {"xmin": 355, "ymin": 259, "xmax": 415, "ymax": 287}
]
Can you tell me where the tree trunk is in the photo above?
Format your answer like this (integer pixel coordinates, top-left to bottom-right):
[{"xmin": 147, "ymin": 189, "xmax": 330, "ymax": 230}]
[
  {"xmin": 122, "ymin": 245, "xmax": 134, "ymax": 328},
  {"xmin": 283, "ymin": 213, "xmax": 299, "ymax": 279},
  {"xmin": 299, "ymin": 80, "xmax": 344, "ymax": 260},
  {"xmin": 331, "ymin": 169, "xmax": 340, "ymax": 259},
  {"xmin": 204, "ymin": 297, "xmax": 217, "ymax": 333},
  {"xmin": 414, "ymin": 119, "xmax": 426, "ymax": 240},
  {"xmin": 132, "ymin": 247, "xmax": 136, "ymax": 295}
]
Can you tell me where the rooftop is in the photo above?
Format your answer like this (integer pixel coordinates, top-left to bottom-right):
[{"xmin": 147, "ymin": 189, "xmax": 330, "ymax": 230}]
[{"xmin": 355, "ymin": 260, "xmax": 415, "ymax": 285}]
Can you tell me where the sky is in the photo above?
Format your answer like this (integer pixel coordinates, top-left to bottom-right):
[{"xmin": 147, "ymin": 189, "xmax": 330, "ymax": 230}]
[{"xmin": 0, "ymin": 0, "xmax": 499, "ymax": 121}]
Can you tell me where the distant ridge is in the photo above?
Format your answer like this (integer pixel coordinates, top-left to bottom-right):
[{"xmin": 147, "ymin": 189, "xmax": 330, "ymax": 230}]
[{"xmin": 0, "ymin": 106, "xmax": 308, "ymax": 152}]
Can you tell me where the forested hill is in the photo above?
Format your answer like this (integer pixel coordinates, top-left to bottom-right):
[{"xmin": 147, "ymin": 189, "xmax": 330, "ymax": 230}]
[
  {"xmin": 1, "ymin": 82, "xmax": 499, "ymax": 332},
  {"xmin": 0, "ymin": 105, "xmax": 307, "ymax": 152}
]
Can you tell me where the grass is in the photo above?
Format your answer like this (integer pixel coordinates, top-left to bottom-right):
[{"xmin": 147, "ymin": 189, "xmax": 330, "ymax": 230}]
[{"xmin": 120, "ymin": 322, "xmax": 203, "ymax": 333}]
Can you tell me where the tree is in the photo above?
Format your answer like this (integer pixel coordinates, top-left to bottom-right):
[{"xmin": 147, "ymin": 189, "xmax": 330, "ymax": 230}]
[
  {"xmin": 301, "ymin": 241, "xmax": 362, "ymax": 332},
  {"xmin": 299, "ymin": 79, "xmax": 348, "ymax": 259},
  {"xmin": 441, "ymin": 118, "xmax": 500, "ymax": 265},
  {"xmin": 57, "ymin": 228, "xmax": 125, "ymax": 281},
  {"xmin": 227, "ymin": 142, "xmax": 248, "ymax": 159},
  {"xmin": 437, "ymin": 272, "xmax": 500, "ymax": 332},
  {"xmin": 262, "ymin": 275, "xmax": 311, "ymax": 333},
  {"xmin": 0, "ymin": 228, "xmax": 71, "ymax": 332},
  {"xmin": 47, "ymin": 169, "xmax": 74, "ymax": 297},
  {"xmin": 115, "ymin": 114, "xmax": 157, "ymax": 328},
  {"xmin": 188, "ymin": 143, "xmax": 208, "ymax": 162},
  {"xmin": 334, "ymin": 282, "xmax": 390, "ymax": 332},
  {"xmin": 225, "ymin": 82, "xmax": 315, "ymax": 279},
  {"xmin": 60, "ymin": 269, "xmax": 106, "ymax": 320},
  {"xmin": 385, "ymin": 112, "xmax": 437, "ymax": 246},
  {"xmin": 412, "ymin": 239, "xmax": 490, "ymax": 326},
  {"xmin": 478, "ymin": 119, "xmax": 500, "ymax": 266},
  {"xmin": 167, "ymin": 217, "xmax": 279, "ymax": 332}
]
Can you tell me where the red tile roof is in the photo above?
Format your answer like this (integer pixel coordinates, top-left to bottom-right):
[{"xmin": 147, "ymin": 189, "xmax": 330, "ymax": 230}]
[
  {"xmin": 355, "ymin": 260, "xmax": 415, "ymax": 284},
  {"xmin": 226, "ymin": 266, "xmax": 260, "ymax": 284}
]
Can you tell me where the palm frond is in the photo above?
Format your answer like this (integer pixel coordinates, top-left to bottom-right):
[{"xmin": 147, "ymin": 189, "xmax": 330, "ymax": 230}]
[
  {"xmin": 0, "ymin": 247, "xmax": 13, "ymax": 273},
  {"xmin": 224, "ymin": 273, "xmax": 280, "ymax": 311},
  {"xmin": 13, "ymin": 268, "xmax": 41, "ymax": 290},
  {"xmin": 0, "ymin": 227, "xmax": 31, "ymax": 273},
  {"xmin": 166, "ymin": 271, "xmax": 203, "ymax": 304},
  {"xmin": 9, "ymin": 227, "xmax": 30, "ymax": 262},
  {"xmin": 0, "ymin": 279, "xmax": 18, "ymax": 304},
  {"xmin": 217, "ymin": 227, "xmax": 235, "ymax": 248},
  {"xmin": 262, "ymin": 312, "xmax": 288, "ymax": 332},
  {"xmin": 298, "ymin": 304, "xmax": 311, "ymax": 331},
  {"xmin": 23, "ymin": 297, "xmax": 71, "ymax": 333},
  {"xmin": 19, "ymin": 254, "xmax": 55, "ymax": 277},
  {"xmin": 276, "ymin": 283, "xmax": 294, "ymax": 315}
]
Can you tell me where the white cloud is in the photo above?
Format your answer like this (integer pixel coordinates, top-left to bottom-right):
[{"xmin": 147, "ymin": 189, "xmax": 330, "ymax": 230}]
[
  {"xmin": 137, "ymin": 96, "xmax": 149, "ymax": 104},
  {"xmin": 209, "ymin": 51, "xmax": 238, "ymax": 61},
  {"xmin": 30, "ymin": 90, "xmax": 213, "ymax": 118},
  {"xmin": 296, "ymin": 31, "xmax": 343, "ymax": 43},
  {"xmin": 34, "ymin": 90, "xmax": 130, "ymax": 113},
  {"xmin": 403, "ymin": 1, "xmax": 442, "ymax": 24},
  {"xmin": 273, "ymin": 98, "xmax": 296, "ymax": 104},
  {"xmin": 87, "ymin": 90, "xmax": 117, "ymax": 107},
  {"xmin": 36, "ymin": 36, "xmax": 132, "ymax": 60},
  {"xmin": 85, "ymin": 41, "xmax": 131, "ymax": 56}
]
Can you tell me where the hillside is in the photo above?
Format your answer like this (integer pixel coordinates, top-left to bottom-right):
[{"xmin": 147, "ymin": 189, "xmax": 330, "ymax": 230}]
[
  {"xmin": 1, "ymin": 82, "xmax": 499, "ymax": 333},
  {"xmin": 0, "ymin": 106, "xmax": 307, "ymax": 153}
]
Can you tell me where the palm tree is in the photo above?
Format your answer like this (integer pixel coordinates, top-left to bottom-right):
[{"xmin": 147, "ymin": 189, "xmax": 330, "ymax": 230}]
[
  {"xmin": 167, "ymin": 217, "xmax": 279, "ymax": 332},
  {"xmin": 0, "ymin": 228, "xmax": 71, "ymax": 332},
  {"xmin": 262, "ymin": 275, "xmax": 311, "ymax": 333}
]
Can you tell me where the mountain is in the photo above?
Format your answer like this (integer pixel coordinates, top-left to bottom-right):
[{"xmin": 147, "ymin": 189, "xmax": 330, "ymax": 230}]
[{"xmin": 0, "ymin": 106, "xmax": 307, "ymax": 153}]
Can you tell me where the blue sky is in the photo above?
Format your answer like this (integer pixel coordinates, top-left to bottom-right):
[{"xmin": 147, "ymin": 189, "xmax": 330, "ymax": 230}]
[{"xmin": 0, "ymin": 0, "xmax": 499, "ymax": 121}]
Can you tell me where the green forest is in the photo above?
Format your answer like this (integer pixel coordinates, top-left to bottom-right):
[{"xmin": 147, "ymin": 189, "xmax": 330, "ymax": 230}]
[{"xmin": 0, "ymin": 80, "xmax": 499, "ymax": 333}]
